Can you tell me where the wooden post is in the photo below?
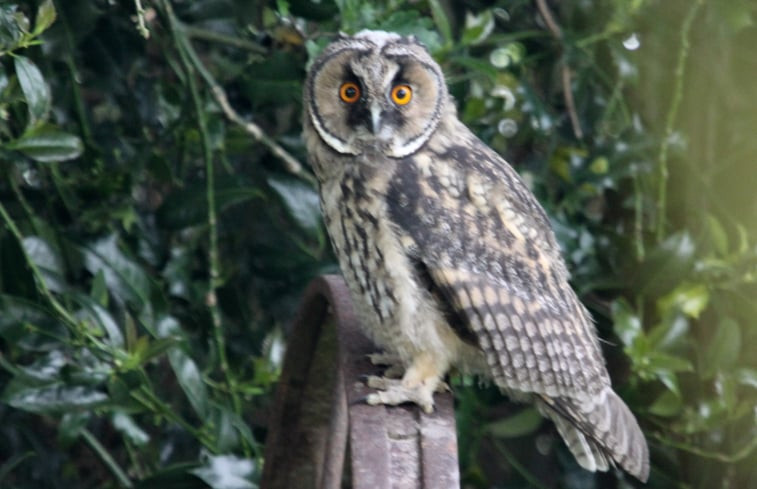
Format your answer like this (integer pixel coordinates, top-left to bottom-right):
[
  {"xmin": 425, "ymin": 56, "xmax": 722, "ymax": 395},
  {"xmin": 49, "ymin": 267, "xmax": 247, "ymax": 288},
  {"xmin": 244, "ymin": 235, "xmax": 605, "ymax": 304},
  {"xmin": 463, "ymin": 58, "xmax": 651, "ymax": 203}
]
[{"xmin": 261, "ymin": 275, "xmax": 460, "ymax": 489}]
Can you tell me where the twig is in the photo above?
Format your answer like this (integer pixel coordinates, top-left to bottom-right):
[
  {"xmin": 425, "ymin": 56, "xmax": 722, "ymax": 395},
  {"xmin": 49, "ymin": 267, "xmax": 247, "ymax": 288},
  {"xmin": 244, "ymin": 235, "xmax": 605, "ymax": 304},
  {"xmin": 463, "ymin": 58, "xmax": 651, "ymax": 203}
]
[
  {"xmin": 535, "ymin": 0, "xmax": 583, "ymax": 140},
  {"xmin": 0, "ymin": 201, "xmax": 79, "ymax": 330},
  {"xmin": 535, "ymin": 0, "xmax": 561, "ymax": 38},
  {"xmin": 81, "ymin": 428, "xmax": 133, "ymax": 487},
  {"xmin": 183, "ymin": 25, "xmax": 267, "ymax": 54},
  {"xmin": 133, "ymin": 0, "xmax": 150, "ymax": 39},
  {"xmin": 655, "ymin": 0, "xmax": 704, "ymax": 241},
  {"xmin": 160, "ymin": 0, "xmax": 251, "ymax": 457},
  {"xmin": 207, "ymin": 83, "xmax": 315, "ymax": 185},
  {"xmin": 493, "ymin": 440, "xmax": 551, "ymax": 489},
  {"xmin": 632, "ymin": 168, "xmax": 645, "ymax": 261},
  {"xmin": 160, "ymin": 2, "xmax": 312, "ymax": 184},
  {"xmin": 652, "ymin": 431, "xmax": 757, "ymax": 463},
  {"xmin": 561, "ymin": 65, "xmax": 583, "ymax": 139}
]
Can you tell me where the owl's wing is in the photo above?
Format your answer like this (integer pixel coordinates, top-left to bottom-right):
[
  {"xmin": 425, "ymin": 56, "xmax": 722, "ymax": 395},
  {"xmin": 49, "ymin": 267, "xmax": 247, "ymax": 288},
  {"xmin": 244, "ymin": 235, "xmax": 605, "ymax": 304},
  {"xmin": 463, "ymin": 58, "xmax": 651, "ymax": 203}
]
[
  {"xmin": 386, "ymin": 137, "xmax": 610, "ymax": 399},
  {"xmin": 385, "ymin": 135, "xmax": 649, "ymax": 479}
]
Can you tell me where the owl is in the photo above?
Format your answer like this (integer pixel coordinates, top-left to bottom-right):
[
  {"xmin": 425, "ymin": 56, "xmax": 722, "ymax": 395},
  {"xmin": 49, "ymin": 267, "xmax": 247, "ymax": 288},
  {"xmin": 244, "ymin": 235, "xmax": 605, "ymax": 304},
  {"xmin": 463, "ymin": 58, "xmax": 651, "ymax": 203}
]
[{"xmin": 303, "ymin": 30, "xmax": 649, "ymax": 482}]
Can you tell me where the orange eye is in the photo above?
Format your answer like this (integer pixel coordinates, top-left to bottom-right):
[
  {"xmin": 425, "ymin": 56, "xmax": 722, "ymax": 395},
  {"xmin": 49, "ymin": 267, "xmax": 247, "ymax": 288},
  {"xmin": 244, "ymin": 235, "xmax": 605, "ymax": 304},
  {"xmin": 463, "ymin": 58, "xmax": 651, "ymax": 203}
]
[
  {"xmin": 339, "ymin": 82, "xmax": 361, "ymax": 103},
  {"xmin": 391, "ymin": 84, "xmax": 412, "ymax": 105}
]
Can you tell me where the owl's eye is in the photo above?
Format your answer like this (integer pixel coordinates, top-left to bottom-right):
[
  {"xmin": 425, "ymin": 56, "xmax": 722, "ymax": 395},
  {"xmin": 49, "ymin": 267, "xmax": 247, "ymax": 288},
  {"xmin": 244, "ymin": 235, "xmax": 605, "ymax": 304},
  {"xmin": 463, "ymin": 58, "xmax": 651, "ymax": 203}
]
[
  {"xmin": 339, "ymin": 82, "xmax": 361, "ymax": 103},
  {"xmin": 391, "ymin": 84, "xmax": 412, "ymax": 105}
]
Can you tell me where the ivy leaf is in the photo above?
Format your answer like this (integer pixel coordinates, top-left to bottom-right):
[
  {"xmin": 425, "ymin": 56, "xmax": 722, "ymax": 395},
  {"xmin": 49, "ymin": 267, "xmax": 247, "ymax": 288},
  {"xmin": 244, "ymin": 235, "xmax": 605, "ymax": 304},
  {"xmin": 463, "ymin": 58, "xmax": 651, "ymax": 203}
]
[{"xmin": 14, "ymin": 55, "xmax": 50, "ymax": 126}]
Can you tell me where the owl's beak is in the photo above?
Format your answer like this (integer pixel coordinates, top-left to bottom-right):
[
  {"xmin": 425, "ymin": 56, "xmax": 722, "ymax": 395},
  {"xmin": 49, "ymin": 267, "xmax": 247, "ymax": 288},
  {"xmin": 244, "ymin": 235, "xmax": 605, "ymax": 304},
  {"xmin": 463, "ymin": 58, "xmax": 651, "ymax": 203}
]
[{"xmin": 370, "ymin": 103, "xmax": 382, "ymax": 135}]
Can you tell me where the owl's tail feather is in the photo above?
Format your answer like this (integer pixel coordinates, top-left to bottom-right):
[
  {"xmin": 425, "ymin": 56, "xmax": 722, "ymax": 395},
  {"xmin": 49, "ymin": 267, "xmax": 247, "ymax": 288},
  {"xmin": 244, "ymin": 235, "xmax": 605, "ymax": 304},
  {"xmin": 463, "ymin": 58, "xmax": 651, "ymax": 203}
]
[{"xmin": 538, "ymin": 388, "xmax": 650, "ymax": 482}]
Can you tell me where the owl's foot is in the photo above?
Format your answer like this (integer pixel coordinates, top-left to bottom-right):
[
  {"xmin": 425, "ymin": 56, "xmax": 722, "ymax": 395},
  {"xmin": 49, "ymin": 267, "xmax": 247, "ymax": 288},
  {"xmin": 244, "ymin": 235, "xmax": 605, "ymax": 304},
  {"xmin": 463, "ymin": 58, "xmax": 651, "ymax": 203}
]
[
  {"xmin": 364, "ymin": 376, "xmax": 438, "ymax": 413},
  {"xmin": 362, "ymin": 352, "xmax": 448, "ymax": 414}
]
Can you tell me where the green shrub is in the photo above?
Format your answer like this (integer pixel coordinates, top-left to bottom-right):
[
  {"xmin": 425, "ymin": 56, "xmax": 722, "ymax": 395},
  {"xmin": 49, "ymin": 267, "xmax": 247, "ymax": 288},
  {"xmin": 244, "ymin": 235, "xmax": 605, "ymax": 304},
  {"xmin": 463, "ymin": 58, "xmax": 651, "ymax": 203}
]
[{"xmin": 1, "ymin": 1, "xmax": 755, "ymax": 487}]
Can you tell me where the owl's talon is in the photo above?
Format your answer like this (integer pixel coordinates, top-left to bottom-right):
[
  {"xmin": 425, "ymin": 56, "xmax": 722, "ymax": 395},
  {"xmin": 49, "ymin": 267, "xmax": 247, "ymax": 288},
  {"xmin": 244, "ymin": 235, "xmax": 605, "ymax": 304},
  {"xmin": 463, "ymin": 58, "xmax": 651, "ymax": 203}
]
[{"xmin": 361, "ymin": 375, "xmax": 436, "ymax": 413}]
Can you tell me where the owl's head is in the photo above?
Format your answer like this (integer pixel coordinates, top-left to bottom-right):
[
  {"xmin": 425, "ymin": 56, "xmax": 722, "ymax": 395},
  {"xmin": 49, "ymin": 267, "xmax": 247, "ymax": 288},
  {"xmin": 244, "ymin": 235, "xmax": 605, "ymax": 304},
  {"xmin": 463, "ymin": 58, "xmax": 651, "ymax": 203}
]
[{"xmin": 304, "ymin": 30, "xmax": 449, "ymax": 159}]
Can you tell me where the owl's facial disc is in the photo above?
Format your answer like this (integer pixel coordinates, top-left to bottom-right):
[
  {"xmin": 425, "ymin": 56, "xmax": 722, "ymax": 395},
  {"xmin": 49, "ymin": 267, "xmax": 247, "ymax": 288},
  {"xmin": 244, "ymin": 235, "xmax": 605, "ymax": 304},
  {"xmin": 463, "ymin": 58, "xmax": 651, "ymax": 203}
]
[{"xmin": 306, "ymin": 33, "xmax": 446, "ymax": 158}]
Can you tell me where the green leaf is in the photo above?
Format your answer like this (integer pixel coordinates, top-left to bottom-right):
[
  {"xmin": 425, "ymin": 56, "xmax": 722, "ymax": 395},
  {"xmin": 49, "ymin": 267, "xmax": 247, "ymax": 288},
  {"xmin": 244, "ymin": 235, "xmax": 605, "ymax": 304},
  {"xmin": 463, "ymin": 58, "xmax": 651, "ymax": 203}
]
[
  {"xmin": 16, "ymin": 349, "xmax": 66, "ymax": 383},
  {"xmin": 612, "ymin": 299, "xmax": 643, "ymax": 347},
  {"xmin": 211, "ymin": 407, "xmax": 240, "ymax": 452},
  {"xmin": 429, "ymin": 0, "xmax": 452, "ymax": 46},
  {"xmin": 157, "ymin": 179, "xmax": 263, "ymax": 230},
  {"xmin": 484, "ymin": 407, "xmax": 543, "ymax": 438},
  {"xmin": 59, "ymin": 412, "xmax": 90, "ymax": 443},
  {"xmin": 701, "ymin": 317, "xmax": 741, "ymax": 378},
  {"xmin": 646, "ymin": 351, "xmax": 694, "ymax": 373},
  {"xmin": 76, "ymin": 301, "xmax": 124, "ymax": 348},
  {"xmin": 33, "ymin": 0, "xmax": 56, "ymax": 35},
  {"xmin": 735, "ymin": 368, "xmax": 757, "ymax": 390},
  {"xmin": 8, "ymin": 125, "xmax": 83, "ymax": 162},
  {"xmin": 648, "ymin": 390, "xmax": 682, "ymax": 417},
  {"xmin": 706, "ymin": 213, "xmax": 729, "ymax": 256},
  {"xmin": 267, "ymin": 175, "xmax": 321, "ymax": 235},
  {"xmin": 157, "ymin": 317, "xmax": 209, "ymax": 419},
  {"xmin": 2, "ymin": 382, "xmax": 108, "ymax": 414},
  {"xmin": 22, "ymin": 235, "xmax": 65, "ymax": 293},
  {"xmin": 657, "ymin": 282, "xmax": 710, "ymax": 319},
  {"xmin": 0, "ymin": 293, "xmax": 68, "ymax": 351},
  {"xmin": 82, "ymin": 234, "xmax": 151, "ymax": 310},
  {"xmin": 90, "ymin": 270, "xmax": 109, "ymax": 307},
  {"xmin": 190, "ymin": 455, "xmax": 256, "ymax": 489},
  {"xmin": 647, "ymin": 314, "xmax": 689, "ymax": 351},
  {"xmin": 633, "ymin": 232, "xmax": 696, "ymax": 297},
  {"xmin": 0, "ymin": 6, "xmax": 23, "ymax": 51},
  {"xmin": 111, "ymin": 411, "xmax": 150, "ymax": 446},
  {"xmin": 462, "ymin": 10, "xmax": 494, "ymax": 46},
  {"xmin": 13, "ymin": 55, "xmax": 50, "ymax": 126}
]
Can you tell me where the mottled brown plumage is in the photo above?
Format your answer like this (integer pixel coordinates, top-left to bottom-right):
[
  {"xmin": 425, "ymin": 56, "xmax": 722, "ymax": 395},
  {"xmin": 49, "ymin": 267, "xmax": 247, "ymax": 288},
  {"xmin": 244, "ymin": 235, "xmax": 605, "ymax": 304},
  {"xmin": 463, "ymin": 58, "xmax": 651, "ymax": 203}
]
[{"xmin": 303, "ymin": 30, "xmax": 649, "ymax": 481}]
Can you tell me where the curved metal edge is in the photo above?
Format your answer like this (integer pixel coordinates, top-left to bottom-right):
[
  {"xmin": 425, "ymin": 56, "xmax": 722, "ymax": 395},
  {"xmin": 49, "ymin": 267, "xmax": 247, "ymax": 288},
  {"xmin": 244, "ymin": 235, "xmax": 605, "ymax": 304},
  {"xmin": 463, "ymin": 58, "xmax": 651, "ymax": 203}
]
[
  {"xmin": 260, "ymin": 276, "xmax": 334, "ymax": 489},
  {"xmin": 261, "ymin": 275, "xmax": 461, "ymax": 489}
]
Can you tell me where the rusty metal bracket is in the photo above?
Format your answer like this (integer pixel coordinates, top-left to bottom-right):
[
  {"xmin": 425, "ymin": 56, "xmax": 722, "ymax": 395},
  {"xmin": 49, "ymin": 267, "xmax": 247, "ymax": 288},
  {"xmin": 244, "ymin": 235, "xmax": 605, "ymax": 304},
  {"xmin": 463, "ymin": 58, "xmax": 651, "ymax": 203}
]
[{"xmin": 261, "ymin": 275, "xmax": 460, "ymax": 489}]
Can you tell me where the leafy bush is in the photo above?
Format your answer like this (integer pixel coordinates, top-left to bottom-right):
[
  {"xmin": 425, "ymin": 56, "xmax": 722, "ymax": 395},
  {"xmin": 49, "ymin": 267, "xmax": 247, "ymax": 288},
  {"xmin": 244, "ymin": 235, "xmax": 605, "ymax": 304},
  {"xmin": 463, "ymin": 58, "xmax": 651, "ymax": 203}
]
[{"xmin": 0, "ymin": 0, "xmax": 755, "ymax": 488}]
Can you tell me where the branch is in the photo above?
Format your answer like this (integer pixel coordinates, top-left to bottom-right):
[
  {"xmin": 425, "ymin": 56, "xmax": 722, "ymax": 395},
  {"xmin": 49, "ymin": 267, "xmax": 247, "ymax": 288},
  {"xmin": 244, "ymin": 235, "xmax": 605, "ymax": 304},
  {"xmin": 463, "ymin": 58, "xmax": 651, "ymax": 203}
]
[
  {"xmin": 535, "ymin": 0, "xmax": 562, "ymax": 38},
  {"xmin": 655, "ymin": 0, "xmax": 704, "ymax": 241},
  {"xmin": 160, "ymin": 3, "xmax": 313, "ymax": 185},
  {"xmin": 133, "ymin": 0, "xmax": 150, "ymax": 39},
  {"xmin": 535, "ymin": 0, "xmax": 583, "ymax": 140},
  {"xmin": 207, "ymin": 82, "xmax": 315, "ymax": 185}
]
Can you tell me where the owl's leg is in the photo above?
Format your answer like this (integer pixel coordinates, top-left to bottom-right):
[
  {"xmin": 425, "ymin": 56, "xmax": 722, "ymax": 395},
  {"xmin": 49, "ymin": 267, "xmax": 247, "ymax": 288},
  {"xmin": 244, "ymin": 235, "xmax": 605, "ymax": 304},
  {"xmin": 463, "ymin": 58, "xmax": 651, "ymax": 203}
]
[
  {"xmin": 367, "ymin": 352, "xmax": 404, "ymax": 378},
  {"xmin": 364, "ymin": 351, "xmax": 446, "ymax": 413}
]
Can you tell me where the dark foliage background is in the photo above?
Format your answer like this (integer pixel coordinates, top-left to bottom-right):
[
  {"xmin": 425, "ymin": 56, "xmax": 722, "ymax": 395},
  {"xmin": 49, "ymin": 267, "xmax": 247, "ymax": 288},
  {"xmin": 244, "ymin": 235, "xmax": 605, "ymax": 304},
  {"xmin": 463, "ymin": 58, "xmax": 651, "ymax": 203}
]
[{"xmin": 1, "ymin": 0, "xmax": 756, "ymax": 488}]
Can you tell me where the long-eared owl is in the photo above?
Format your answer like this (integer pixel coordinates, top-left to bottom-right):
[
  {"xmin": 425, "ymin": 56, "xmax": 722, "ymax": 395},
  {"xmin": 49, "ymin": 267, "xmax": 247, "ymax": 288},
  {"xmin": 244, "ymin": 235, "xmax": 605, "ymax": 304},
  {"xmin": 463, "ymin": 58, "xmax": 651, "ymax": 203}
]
[{"xmin": 303, "ymin": 30, "xmax": 649, "ymax": 481}]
